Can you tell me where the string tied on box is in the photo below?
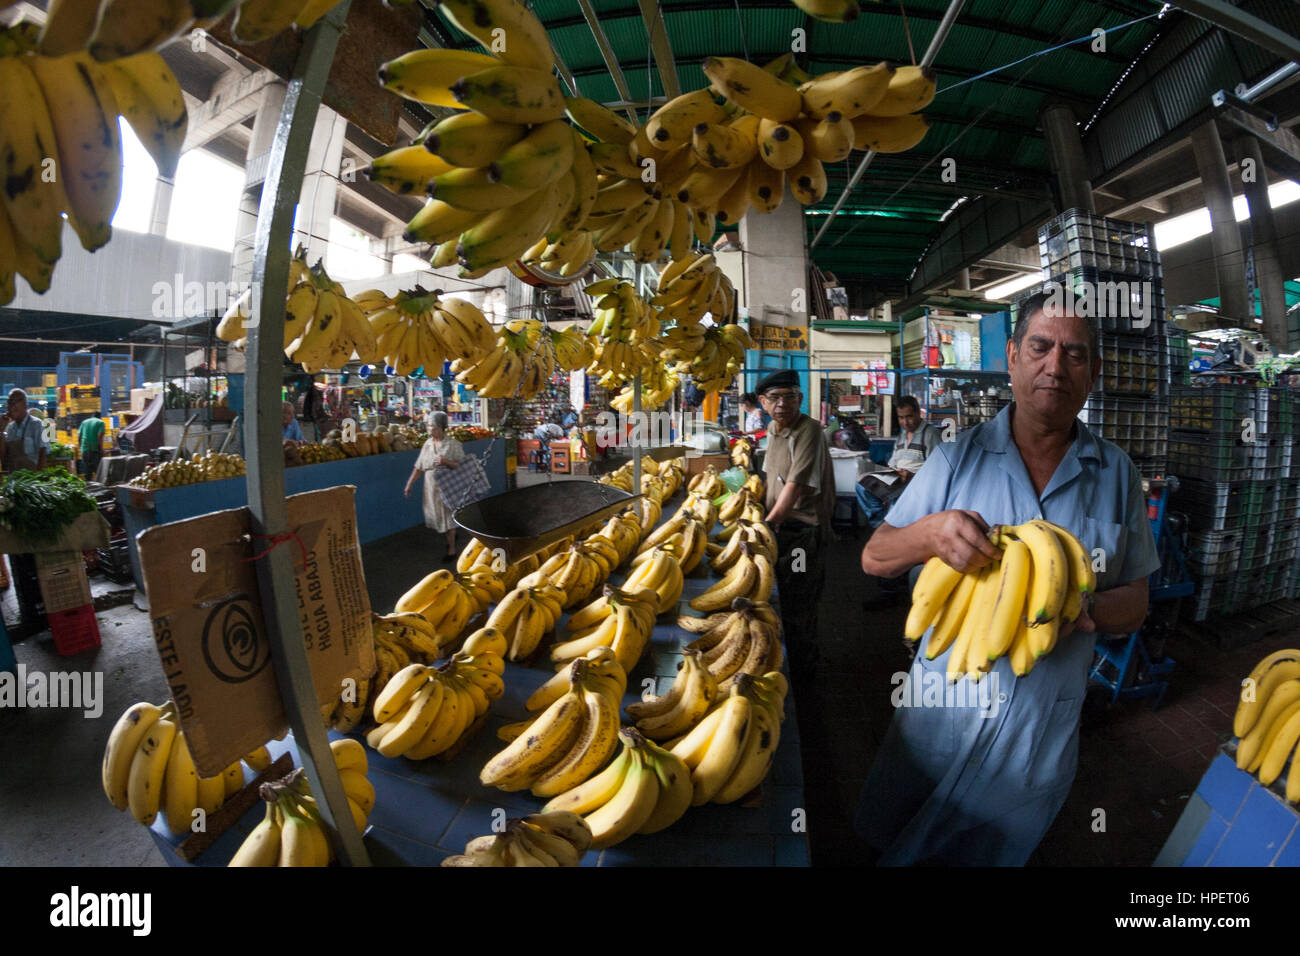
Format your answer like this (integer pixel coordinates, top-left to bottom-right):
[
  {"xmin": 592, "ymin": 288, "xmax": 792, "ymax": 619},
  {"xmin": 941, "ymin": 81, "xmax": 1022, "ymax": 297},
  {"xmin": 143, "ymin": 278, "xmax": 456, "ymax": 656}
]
[{"xmin": 240, "ymin": 531, "xmax": 308, "ymax": 571}]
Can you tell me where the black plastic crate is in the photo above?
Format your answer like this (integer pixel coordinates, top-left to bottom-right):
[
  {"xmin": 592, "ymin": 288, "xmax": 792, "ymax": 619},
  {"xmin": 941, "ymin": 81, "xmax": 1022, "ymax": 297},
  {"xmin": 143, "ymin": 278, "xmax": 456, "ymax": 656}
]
[
  {"xmin": 1079, "ymin": 395, "xmax": 1168, "ymax": 460},
  {"xmin": 1171, "ymin": 478, "xmax": 1246, "ymax": 532},
  {"xmin": 1038, "ymin": 209, "xmax": 1160, "ymax": 279},
  {"xmin": 1092, "ymin": 333, "xmax": 1169, "ymax": 398},
  {"xmin": 1186, "ymin": 529, "xmax": 1241, "ymax": 577},
  {"xmin": 1040, "ymin": 269, "xmax": 1166, "ymax": 336},
  {"xmin": 1170, "ymin": 385, "xmax": 1253, "ymax": 433},
  {"xmin": 1169, "ymin": 430, "xmax": 1252, "ymax": 481}
]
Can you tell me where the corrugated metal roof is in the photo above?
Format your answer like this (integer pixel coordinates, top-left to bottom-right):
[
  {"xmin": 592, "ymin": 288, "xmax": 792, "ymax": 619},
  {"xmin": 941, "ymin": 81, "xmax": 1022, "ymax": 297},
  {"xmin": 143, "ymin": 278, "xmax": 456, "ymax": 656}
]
[{"xmin": 418, "ymin": 0, "xmax": 1283, "ymax": 287}]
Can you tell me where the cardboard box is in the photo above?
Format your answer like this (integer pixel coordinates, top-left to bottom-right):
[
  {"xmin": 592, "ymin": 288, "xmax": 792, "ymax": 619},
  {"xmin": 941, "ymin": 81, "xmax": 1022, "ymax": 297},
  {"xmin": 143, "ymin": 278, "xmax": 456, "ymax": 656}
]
[
  {"xmin": 137, "ymin": 486, "xmax": 375, "ymax": 775},
  {"xmin": 36, "ymin": 551, "xmax": 93, "ymax": 614},
  {"xmin": 685, "ymin": 452, "xmax": 730, "ymax": 477},
  {"xmin": 130, "ymin": 388, "xmax": 161, "ymax": 413}
]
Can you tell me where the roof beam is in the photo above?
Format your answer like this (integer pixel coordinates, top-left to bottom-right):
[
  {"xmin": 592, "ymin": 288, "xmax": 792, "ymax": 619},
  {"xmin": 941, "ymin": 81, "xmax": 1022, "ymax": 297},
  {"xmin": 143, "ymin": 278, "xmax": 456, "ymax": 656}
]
[
  {"xmin": 637, "ymin": 0, "xmax": 681, "ymax": 101},
  {"xmin": 1171, "ymin": 0, "xmax": 1300, "ymax": 63},
  {"xmin": 577, "ymin": 0, "xmax": 640, "ymax": 123}
]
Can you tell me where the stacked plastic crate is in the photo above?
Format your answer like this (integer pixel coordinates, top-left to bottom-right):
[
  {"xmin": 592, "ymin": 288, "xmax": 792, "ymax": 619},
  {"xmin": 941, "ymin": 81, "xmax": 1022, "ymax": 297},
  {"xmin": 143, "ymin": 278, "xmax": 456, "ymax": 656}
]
[
  {"xmin": 1172, "ymin": 386, "xmax": 1300, "ymax": 619},
  {"xmin": 1040, "ymin": 210, "xmax": 1171, "ymax": 479}
]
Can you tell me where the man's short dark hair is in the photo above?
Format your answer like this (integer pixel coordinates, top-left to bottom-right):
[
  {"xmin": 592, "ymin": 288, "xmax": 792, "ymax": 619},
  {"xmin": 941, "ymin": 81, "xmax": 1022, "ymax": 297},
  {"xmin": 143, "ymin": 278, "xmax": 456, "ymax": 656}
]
[
  {"xmin": 1012, "ymin": 287, "xmax": 1099, "ymax": 362},
  {"xmin": 740, "ymin": 392, "xmax": 758, "ymax": 407},
  {"xmin": 896, "ymin": 395, "xmax": 920, "ymax": 414}
]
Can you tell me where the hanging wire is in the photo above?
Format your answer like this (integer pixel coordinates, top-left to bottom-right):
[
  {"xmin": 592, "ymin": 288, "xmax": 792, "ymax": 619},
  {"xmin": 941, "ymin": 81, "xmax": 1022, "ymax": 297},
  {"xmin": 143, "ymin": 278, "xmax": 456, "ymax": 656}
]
[
  {"xmin": 897, "ymin": 0, "xmax": 917, "ymax": 66},
  {"xmin": 733, "ymin": 0, "xmax": 750, "ymax": 63}
]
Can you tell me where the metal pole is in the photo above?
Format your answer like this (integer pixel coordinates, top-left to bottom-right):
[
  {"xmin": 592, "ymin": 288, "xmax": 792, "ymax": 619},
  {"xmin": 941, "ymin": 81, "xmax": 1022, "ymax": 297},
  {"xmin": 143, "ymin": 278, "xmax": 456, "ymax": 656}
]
[
  {"xmin": 810, "ymin": 0, "xmax": 967, "ymax": 249},
  {"xmin": 243, "ymin": 0, "xmax": 369, "ymax": 867},
  {"xmin": 632, "ymin": 263, "xmax": 643, "ymax": 493},
  {"xmin": 1239, "ymin": 61, "xmax": 1299, "ymax": 102}
]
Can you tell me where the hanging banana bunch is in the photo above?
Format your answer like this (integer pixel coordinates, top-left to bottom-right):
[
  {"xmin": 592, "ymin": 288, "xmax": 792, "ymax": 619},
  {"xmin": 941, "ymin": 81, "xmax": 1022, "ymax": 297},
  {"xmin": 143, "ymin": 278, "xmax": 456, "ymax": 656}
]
[
  {"xmin": 583, "ymin": 277, "xmax": 660, "ymax": 388},
  {"xmin": 452, "ymin": 317, "xmax": 556, "ymax": 399},
  {"xmin": 367, "ymin": 287, "xmax": 497, "ymax": 376}
]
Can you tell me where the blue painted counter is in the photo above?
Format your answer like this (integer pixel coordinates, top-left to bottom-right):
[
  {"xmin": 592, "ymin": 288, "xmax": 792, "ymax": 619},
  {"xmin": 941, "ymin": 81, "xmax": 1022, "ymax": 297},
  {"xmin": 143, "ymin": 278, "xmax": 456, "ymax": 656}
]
[
  {"xmin": 144, "ymin": 491, "xmax": 810, "ymax": 867},
  {"xmin": 119, "ymin": 439, "xmax": 506, "ymax": 593}
]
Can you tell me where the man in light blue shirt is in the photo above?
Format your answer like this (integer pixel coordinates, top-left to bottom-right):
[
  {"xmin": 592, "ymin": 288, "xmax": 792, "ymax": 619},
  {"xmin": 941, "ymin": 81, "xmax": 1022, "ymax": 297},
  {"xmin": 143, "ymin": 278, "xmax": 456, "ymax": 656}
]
[{"xmin": 855, "ymin": 292, "xmax": 1160, "ymax": 865}]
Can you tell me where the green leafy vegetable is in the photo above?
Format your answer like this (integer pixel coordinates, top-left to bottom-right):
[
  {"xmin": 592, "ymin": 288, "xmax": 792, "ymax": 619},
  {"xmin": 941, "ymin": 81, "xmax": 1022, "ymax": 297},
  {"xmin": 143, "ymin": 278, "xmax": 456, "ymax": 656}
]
[{"xmin": 0, "ymin": 468, "xmax": 97, "ymax": 542}]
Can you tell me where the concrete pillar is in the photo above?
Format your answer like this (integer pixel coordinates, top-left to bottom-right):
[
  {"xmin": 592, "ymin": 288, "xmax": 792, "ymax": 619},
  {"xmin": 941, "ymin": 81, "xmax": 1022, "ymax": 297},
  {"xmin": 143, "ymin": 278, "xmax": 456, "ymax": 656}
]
[
  {"xmin": 1040, "ymin": 103, "xmax": 1095, "ymax": 214},
  {"xmin": 957, "ymin": 267, "xmax": 971, "ymax": 291},
  {"xmin": 1237, "ymin": 136, "xmax": 1288, "ymax": 350},
  {"xmin": 233, "ymin": 83, "xmax": 287, "ymax": 284},
  {"xmin": 294, "ymin": 107, "xmax": 349, "ymax": 265},
  {"xmin": 738, "ymin": 185, "xmax": 808, "ymax": 327},
  {"xmin": 150, "ymin": 176, "xmax": 174, "ymax": 236},
  {"xmin": 1191, "ymin": 122, "xmax": 1251, "ymax": 323}
]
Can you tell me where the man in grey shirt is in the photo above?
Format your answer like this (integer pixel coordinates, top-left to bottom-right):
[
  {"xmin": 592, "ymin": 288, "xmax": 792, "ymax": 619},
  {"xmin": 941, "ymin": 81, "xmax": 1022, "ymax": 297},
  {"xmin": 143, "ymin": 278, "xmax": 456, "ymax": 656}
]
[{"xmin": 855, "ymin": 395, "xmax": 941, "ymax": 528}]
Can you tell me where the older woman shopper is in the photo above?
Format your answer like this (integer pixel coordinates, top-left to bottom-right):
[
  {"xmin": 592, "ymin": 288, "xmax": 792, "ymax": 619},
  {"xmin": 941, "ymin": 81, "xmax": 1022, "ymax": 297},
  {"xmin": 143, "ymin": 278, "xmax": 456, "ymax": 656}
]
[
  {"xmin": 404, "ymin": 411, "xmax": 465, "ymax": 559},
  {"xmin": 282, "ymin": 400, "xmax": 304, "ymax": 441}
]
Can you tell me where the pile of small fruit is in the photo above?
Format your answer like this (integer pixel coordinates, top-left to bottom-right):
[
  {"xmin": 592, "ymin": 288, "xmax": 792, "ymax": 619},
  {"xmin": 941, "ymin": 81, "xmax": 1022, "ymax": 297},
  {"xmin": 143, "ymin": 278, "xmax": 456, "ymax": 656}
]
[{"xmin": 132, "ymin": 451, "xmax": 246, "ymax": 490}]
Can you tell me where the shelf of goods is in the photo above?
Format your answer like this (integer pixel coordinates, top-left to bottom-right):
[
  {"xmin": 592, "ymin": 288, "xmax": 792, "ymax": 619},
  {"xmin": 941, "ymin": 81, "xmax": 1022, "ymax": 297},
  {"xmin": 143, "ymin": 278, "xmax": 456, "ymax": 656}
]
[
  {"xmin": 115, "ymin": 439, "xmax": 507, "ymax": 592},
  {"xmin": 141, "ymin": 488, "xmax": 809, "ymax": 867}
]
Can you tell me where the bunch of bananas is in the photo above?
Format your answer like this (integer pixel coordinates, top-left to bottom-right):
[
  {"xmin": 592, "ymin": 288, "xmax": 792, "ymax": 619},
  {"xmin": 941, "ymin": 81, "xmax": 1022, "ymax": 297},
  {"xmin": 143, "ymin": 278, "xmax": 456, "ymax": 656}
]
[
  {"xmin": 671, "ymin": 56, "xmax": 933, "ymax": 221},
  {"xmin": 666, "ymin": 672, "xmax": 788, "ymax": 805},
  {"xmin": 788, "ymin": 0, "xmax": 859, "ymax": 23},
  {"xmin": 132, "ymin": 451, "xmax": 246, "ymax": 490},
  {"xmin": 442, "ymin": 811, "xmax": 593, "ymax": 867},
  {"xmin": 102, "ymin": 701, "xmax": 253, "ymax": 833},
  {"xmin": 366, "ymin": 287, "xmax": 496, "ymax": 377},
  {"xmin": 218, "ymin": 253, "xmax": 379, "ymax": 371},
  {"xmin": 627, "ymin": 648, "xmax": 719, "ymax": 741},
  {"xmin": 549, "ymin": 584, "xmax": 661, "ymax": 674},
  {"xmin": 636, "ymin": 512, "xmax": 709, "ymax": 575},
  {"xmin": 512, "ymin": 646, "xmax": 626, "ymax": 729},
  {"xmin": 517, "ymin": 540, "xmax": 613, "ymax": 609},
  {"xmin": 452, "ymin": 318, "xmax": 556, "ymax": 398},
  {"xmin": 394, "ymin": 567, "xmax": 506, "ymax": 642},
  {"xmin": 682, "ymin": 598, "xmax": 785, "ymax": 694},
  {"xmin": 717, "ymin": 487, "xmax": 762, "ymax": 525},
  {"xmin": 485, "ymin": 583, "xmax": 566, "ymax": 661},
  {"xmin": 228, "ymin": 741, "xmax": 375, "ymax": 867},
  {"xmin": 652, "ymin": 253, "xmax": 736, "ymax": 325},
  {"xmin": 594, "ymin": 512, "xmax": 644, "ymax": 566},
  {"xmin": 713, "ymin": 515, "xmax": 777, "ymax": 565},
  {"xmin": 378, "ymin": 0, "xmax": 592, "ymax": 278},
  {"xmin": 516, "ymin": 229, "xmax": 597, "ymax": 278},
  {"xmin": 610, "ymin": 361, "xmax": 680, "ymax": 413},
  {"xmin": 687, "ymin": 467, "xmax": 727, "ymax": 500},
  {"xmin": 458, "ymin": 536, "xmax": 539, "ymax": 590},
  {"xmin": 583, "ymin": 277, "xmax": 661, "ymax": 387},
  {"xmin": 549, "ymin": 325, "xmax": 596, "ymax": 373},
  {"xmin": 689, "ymin": 541, "xmax": 775, "ymax": 612},
  {"xmin": 480, "ymin": 656, "xmax": 622, "ymax": 797},
  {"xmin": 905, "ymin": 520, "xmax": 1096, "ymax": 681},
  {"xmin": 364, "ymin": 628, "xmax": 506, "ymax": 760},
  {"xmin": 542, "ymin": 727, "xmax": 693, "ymax": 848},
  {"xmin": 732, "ymin": 437, "xmax": 754, "ymax": 470},
  {"xmin": 0, "ymin": 39, "xmax": 184, "ymax": 304},
  {"xmin": 1233, "ymin": 649, "xmax": 1300, "ymax": 802},
  {"xmin": 622, "ymin": 546, "xmax": 687, "ymax": 616},
  {"xmin": 39, "ymin": 0, "xmax": 343, "ymax": 63},
  {"xmin": 661, "ymin": 321, "xmax": 753, "ymax": 393}
]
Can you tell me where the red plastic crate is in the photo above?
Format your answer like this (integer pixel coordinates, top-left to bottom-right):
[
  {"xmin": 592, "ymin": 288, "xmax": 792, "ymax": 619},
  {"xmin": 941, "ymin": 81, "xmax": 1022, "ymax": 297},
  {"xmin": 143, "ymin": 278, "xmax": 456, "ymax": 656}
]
[{"xmin": 49, "ymin": 604, "xmax": 101, "ymax": 656}]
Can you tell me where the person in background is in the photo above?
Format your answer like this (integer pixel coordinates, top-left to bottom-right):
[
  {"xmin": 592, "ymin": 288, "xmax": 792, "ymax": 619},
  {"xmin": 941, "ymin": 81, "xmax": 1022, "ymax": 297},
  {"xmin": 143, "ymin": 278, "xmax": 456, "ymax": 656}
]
[
  {"xmin": 561, "ymin": 404, "xmax": 579, "ymax": 429},
  {"xmin": 739, "ymin": 392, "xmax": 765, "ymax": 436},
  {"xmin": 405, "ymin": 411, "xmax": 466, "ymax": 560},
  {"xmin": 1, "ymin": 388, "xmax": 48, "ymax": 473},
  {"xmin": 534, "ymin": 420, "xmax": 565, "ymax": 443},
  {"xmin": 282, "ymin": 400, "xmax": 304, "ymax": 441},
  {"xmin": 757, "ymin": 370, "xmax": 835, "ymax": 680},
  {"xmin": 77, "ymin": 415, "xmax": 105, "ymax": 481}
]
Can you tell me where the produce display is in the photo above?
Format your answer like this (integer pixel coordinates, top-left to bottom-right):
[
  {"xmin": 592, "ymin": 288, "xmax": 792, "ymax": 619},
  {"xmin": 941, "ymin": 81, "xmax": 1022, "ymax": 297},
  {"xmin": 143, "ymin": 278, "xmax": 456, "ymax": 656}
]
[
  {"xmin": 681, "ymin": 598, "xmax": 785, "ymax": 693},
  {"xmin": 549, "ymin": 585, "xmax": 661, "ymax": 672},
  {"xmin": 441, "ymin": 811, "xmax": 593, "ymax": 867},
  {"xmin": 355, "ymin": 286, "xmax": 496, "ymax": 377},
  {"xmin": 0, "ymin": 467, "xmax": 96, "ymax": 540},
  {"xmin": 395, "ymin": 568, "xmax": 507, "ymax": 643},
  {"xmin": 452, "ymin": 316, "xmax": 557, "ymax": 398},
  {"xmin": 904, "ymin": 520, "xmax": 1097, "ymax": 680},
  {"xmin": 130, "ymin": 451, "xmax": 247, "ymax": 490},
  {"xmin": 1233, "ymin": 649, "xmax": 1300, "ymax": 802},
  {"xmin": 229, "ymin": 740, "xmax": 377, "ymax": 868},
  {"xmin": 731, "ymin": 437, "xmax": 754, "ymax": 470},
  {"xmin": 485, "ymin": 583, "xmax": 567, "ymax": 661},
  {"xmin": 626, "ymin": 648, "xmax": 719, "ymax": 740}
]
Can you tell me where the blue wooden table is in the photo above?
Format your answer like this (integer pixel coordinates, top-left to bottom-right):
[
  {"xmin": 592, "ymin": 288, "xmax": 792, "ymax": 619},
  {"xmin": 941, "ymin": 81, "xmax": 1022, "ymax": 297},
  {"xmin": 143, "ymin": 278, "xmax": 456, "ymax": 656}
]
[{"xmin": 145, "ymin": 498, "xmax": 810, "ymax": 867}]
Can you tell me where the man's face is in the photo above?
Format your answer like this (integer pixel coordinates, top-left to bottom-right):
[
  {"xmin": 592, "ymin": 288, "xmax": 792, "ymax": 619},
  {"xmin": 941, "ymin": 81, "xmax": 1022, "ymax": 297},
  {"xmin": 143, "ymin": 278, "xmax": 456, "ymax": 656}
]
[
  {"xmin": 760, "ymin": 388, "xmax": 800, "ymax": 427},
  {"xmin": 898, "ymin": 405, "xmax": 921, "ymax": 432},
  {"xmin": 1007, "ymin": 308, "xmax": 1100, "ymax": 429},
  {"xmin": 8, "ymin": 396, "xmax": 26, "ymax": 420}
]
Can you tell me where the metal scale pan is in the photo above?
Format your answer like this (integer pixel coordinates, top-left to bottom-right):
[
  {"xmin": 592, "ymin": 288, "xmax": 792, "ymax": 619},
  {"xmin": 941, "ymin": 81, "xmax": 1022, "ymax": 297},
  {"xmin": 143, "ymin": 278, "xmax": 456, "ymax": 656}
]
[{"xmin": 453, "ymin": 483, "xmax": 642, "ymax": 562}]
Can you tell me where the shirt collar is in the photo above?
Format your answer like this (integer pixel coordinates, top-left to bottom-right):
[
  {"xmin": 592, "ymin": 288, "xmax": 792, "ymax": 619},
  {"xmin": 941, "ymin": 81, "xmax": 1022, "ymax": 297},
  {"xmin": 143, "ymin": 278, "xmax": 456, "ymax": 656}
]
[
  {"xmin": 769, "ymin": 414, "xmax": 804, "ymax": 438},
  {"xmin": 974, "ymin": 402, "xmax": 1101, "ymax": 461}
]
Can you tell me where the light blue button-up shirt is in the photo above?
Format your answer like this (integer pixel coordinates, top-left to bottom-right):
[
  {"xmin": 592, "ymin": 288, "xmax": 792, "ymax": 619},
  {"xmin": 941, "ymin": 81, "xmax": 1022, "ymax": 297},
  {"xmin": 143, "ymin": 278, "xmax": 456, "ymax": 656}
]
[{"xmin": 857, "ymin": 403, "xmax": 1160, "ymax": 865}]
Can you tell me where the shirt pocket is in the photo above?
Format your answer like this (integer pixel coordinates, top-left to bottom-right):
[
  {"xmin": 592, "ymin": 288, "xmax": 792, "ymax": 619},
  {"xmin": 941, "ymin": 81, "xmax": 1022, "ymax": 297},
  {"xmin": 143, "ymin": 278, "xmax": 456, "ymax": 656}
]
[
  {"xmin": 1023, "ymin": 696, "xmax": 1083, "ymax": 794},
  {"xmin": 1079, "ymin": 516, "xmax": 1128, "ymax": 593}
]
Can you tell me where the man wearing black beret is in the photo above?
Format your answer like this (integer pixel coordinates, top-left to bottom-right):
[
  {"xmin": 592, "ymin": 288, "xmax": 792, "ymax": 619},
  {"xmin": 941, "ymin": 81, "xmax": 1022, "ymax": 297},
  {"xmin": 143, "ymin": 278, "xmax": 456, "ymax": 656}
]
[{"xmin": 756, "ymin": 369, "xmax": 836, "ymax": 679}]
